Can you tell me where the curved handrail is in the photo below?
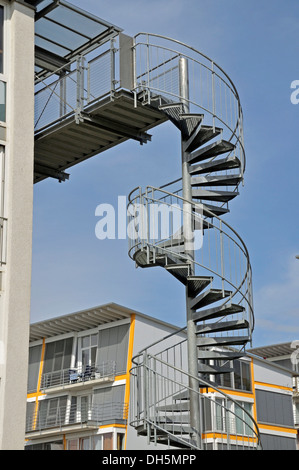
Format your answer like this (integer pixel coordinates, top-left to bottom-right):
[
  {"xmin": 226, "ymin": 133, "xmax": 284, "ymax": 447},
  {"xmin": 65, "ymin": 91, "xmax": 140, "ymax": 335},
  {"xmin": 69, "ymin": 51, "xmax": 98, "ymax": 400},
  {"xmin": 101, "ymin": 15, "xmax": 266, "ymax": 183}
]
[
  {"xmin": 127, "ymin": 185, "xmax": 254, "ymax": 332},
  {"xmin": 133, "ymin": 32, "xmax": 245, "ymax": 173},
  {"xmin": 130, "ymin": 350, "xmax": 261, "ymax": 449}
]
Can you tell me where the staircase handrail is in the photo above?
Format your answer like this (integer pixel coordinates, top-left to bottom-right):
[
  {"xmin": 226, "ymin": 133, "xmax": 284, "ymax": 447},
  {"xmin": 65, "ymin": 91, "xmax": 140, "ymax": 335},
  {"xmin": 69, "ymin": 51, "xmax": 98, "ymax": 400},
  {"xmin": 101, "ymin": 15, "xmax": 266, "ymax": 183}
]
[
  {"xmin": 127, "ymin": 185, "xmax": 254, "ymax": 332},
  {"xmin": 133, "ymin": 32, "xmax": 245, "ymax": 174},
  {"xmin": 130, "ymin": 351, "xmax": 262, "ymax": 449}
]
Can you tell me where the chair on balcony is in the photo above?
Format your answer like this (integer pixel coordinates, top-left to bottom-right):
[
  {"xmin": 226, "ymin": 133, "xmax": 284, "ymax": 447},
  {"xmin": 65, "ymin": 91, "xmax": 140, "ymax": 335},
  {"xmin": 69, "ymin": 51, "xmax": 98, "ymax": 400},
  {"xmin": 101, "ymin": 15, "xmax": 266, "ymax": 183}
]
[
  {"xmin": 82, "ymin": 365, "xmax": 94, "ymax": 381},
  {"xmin": 69, "ymin": 369, "xmax": 79, "ymax": 383}
]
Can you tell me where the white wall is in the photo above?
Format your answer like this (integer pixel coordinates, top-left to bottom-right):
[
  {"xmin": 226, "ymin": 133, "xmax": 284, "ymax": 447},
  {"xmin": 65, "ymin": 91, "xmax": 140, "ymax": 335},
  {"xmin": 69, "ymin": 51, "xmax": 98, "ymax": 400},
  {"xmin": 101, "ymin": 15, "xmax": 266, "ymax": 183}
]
[
  {"xmin": 0, "ymin": 0, "xmax": 34, "ymax": 450},
  {"xmin": 126, "ymin": 314, "xmax": 186, "ymax": 450}
]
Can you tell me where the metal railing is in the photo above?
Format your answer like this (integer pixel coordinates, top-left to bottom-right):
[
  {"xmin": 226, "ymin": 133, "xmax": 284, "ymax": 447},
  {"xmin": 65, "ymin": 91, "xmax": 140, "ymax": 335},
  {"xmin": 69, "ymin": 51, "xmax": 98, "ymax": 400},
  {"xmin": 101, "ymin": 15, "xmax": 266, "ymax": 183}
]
[
  {"xmin": 40, "ymin": 361, "xmax": 116, "ymax": 390},
  {"xmin": 26, "ymin": 401, "xmax": 128, "ymax": 434},
  {"xmin": 127, "ymin": 185, "xmax": 254, "ymax": 342},
  {"xmin": 130, "ymin": 335, "xmax": 261, "ymax": 450},
  {"xmin": 34, "ymin": 39, "xmax": 119, "ymax": 133},
  {"xmin": 133, "ymin": 33, "xmax": 245, "ymax": 177},
  {"xmin": 34, "ymin": 32, "xmax": 245, "ymax": 179}
]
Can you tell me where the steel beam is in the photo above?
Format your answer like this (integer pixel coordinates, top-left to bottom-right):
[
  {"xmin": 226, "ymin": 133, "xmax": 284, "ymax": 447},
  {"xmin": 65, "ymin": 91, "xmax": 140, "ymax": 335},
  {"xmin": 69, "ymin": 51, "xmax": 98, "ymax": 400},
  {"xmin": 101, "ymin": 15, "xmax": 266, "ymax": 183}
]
[{"xmin": 80, "ymin": 111, "xmax": 152, "ymax": 145}]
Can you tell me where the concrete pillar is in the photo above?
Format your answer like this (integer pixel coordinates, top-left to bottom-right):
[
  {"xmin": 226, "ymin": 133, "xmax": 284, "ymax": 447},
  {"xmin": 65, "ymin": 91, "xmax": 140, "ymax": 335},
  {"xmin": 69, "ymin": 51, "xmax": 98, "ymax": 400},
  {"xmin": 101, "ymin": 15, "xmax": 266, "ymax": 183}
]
[{"xmin": 0, "ymin": 1, "xmax": 35, "ymax": 450}]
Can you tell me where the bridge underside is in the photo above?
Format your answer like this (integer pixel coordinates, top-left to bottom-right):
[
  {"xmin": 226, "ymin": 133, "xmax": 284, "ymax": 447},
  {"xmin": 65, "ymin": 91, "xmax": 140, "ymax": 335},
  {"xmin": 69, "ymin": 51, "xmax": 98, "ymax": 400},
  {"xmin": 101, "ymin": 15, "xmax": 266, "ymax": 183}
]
[{"xmin": 34, "ymin": 91, "xmax": 167, "ymax": 183}]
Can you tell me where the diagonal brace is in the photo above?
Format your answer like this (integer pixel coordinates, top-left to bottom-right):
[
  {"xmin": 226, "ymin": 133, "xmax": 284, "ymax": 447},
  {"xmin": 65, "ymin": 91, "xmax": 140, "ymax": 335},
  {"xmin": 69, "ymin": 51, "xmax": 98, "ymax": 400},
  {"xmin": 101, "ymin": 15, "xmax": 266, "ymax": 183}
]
[{"xmin": 80, "ymin": 111, "xmax": 152, "ymax": 145}]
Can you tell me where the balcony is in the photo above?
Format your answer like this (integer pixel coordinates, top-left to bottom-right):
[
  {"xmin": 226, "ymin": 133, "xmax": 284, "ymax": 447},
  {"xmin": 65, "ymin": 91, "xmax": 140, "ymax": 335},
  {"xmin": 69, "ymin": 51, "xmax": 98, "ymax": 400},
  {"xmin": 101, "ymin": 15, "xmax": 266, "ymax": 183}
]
[
  {"xmin": 26, "ymin": 401, "xmax": 128, "ymax": 439},
  {"xmin": 40, "ymin": 361, "xmax": 116, "ymax": 393}
]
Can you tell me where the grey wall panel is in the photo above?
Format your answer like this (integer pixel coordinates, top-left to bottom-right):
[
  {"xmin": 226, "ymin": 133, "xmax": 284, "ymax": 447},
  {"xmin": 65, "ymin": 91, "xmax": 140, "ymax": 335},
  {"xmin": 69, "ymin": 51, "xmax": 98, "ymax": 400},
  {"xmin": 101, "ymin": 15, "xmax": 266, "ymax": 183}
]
[
  {"xmin": 260, "ymin": 433, "xmax": 296, "ymax": 451},
  {"xmin": 98, "ymin": 324, "xmax": 130, "ymax": 375},
  {"xmin": 27, "ymin": 345, "xmax": 42, "ymax": 392},
  {"xmin": 256, "ymin": 389, "xmax": 294, "ymax": 427},
  {"xmin": 43, "ymin": 338, "xmax": 73, "ymax": 373}
]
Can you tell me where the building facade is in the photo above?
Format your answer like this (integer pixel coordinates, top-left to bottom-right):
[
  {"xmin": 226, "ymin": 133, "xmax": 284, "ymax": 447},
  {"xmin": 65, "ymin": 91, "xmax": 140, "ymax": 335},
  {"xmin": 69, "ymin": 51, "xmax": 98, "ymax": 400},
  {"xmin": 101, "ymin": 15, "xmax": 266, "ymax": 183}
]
[
  {"xmin": 250, "ymin": 342, "xmax": 299, "ymax": 450},
  {"xmin": 25, "ymin": 304, "xmax": 297, "ymax": 450},
  {"xmin": 0, "ymin": 0, "xmax": 35, "ymax": 450}
]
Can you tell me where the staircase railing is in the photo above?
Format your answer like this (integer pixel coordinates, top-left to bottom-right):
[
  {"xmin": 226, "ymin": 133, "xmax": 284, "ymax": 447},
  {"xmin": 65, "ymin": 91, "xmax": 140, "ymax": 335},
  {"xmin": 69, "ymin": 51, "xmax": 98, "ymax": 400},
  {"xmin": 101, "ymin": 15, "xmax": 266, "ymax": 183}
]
[
  {"xmin": 133, "ymin": 33, "xmax": 245, "ymax": 177},
  {"xmin": 127, "ymin": 185, "xmax": 254, "ymax": 341},
  {"xmin": 130, "ymin": 338, "xmax": 261, "ymax": 450}
]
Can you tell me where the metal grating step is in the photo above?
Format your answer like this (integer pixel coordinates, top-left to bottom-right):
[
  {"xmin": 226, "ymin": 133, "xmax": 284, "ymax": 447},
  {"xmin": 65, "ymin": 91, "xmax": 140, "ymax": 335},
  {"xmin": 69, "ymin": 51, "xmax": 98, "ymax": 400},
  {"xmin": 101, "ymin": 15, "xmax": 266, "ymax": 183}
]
[
  {"xmin": 197, "ymin": 349, "xmax": 245, "ymax": 360},
  {"xmin": 188, "ymin": 140, "xmax": 235, "ymax": 165},
  {"xmin": 191, "ymin": 174, "xmax": 242, "ymax": 187},
  {"xmin": 192, "ymin": 303, "xmax": 245, "ymax": 323},
  {"xmin": 187, "ymin": 276, "xmax": 213, "ymax": 297},
  {"xmin": 197, "ymin": 335, "xmax": 250, "ymax": 348},
  {"xmin": 165, "ymin": 263, "xmax": 191, "ymax": 284},
  {"xmin": 192, "ymin": 188, "xmax": 239, "ymax": 203},
  {"xmin": 188, "ymin": 155, "xmax": 241, "ymax": 176},
  {"xmin": 196, "ymin": 319, "xmax": 249, "ymax": 335},
  {"xmin": 190, "ymin": 289, "xmax": 231, "ymax": 310},
  {"xmin": 183, "ymin": 125, "xmax": 222, "ymax": 153}
]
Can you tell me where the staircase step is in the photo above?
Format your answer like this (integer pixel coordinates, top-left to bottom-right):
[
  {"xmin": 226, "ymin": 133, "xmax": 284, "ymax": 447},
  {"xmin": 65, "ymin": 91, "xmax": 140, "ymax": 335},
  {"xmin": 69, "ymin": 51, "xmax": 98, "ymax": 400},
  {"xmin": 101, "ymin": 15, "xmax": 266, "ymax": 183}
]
[
  {"xmin": 156, "ymin": 435, "xmax": 197, "ymax": 450},
  {"xmin": 197, "ymin": 349, "xmax": 244, "ymax": 360},
  {"xmin": 156, "ymin": 423, "xmax": 193, "ymax": 435},
  {"xmin": 197, "ymin": 335, "xmax": 250, "ymax": 348},
  {"xmin": 159, "ymin": 103, "xmax": 203, "ymax": 137},
  {"xmin": 201, "ymin": 203, "xmax": 230, "ymax": 217},
  {"xmin": 189, "ymin": 155, "xmax": 241, "ymax": 175},
  {"xmin": 190, "ymin": 289, "xmax": 231, "ymax": 310},
  {"xmin": 179, "ymin": 113, "xmax": 204, "ymax": 138},
  {"xmin": 187, "ymin": 276, "xmax": 213, "ymax": 297},
  {"xmin": 191, "ymin": 174, "xmax": 242, "ymax": 187},
  {"xmin": 197, "ymin": 362, "xmax": 233, "ymax": 375},
  {"xmin": 196, "ymin": 319, "xmax": 249, "ymax": 335},
  {"xmin": 156, "ymin": 402, "xmax": 190, "ymax": 412},
  {"xmin": 188, "ymin": 140, "xmax": 235, "ymax": 165},
  {"xmin": 173, "ymin": 389, "xmax": 190, "ymax": 401},
  {"xmin": 183, "ymin": 125, "xmax": 222, "ymax": 153},
  {"xmin": 192, "ymin": 303, "xmax": 245, "ymax": 322},
  {"xmin": 192, "ymin": 188, "xmax": 239, "ymax": 203},
  {"xmin": 165, "ymin": 263, "xmax": 191, "ymax": 284},
  {"xmin": 157, "ymin": 415, "xmax": 190, "ymax": 425}
]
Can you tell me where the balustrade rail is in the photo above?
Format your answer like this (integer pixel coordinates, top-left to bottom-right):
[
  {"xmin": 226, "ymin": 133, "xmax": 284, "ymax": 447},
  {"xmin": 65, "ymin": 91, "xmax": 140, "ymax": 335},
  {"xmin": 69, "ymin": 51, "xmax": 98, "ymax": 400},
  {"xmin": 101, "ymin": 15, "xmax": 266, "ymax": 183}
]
[{"xmin": 26, "ymin": 401, "xmax": 128, "ymax": 434}]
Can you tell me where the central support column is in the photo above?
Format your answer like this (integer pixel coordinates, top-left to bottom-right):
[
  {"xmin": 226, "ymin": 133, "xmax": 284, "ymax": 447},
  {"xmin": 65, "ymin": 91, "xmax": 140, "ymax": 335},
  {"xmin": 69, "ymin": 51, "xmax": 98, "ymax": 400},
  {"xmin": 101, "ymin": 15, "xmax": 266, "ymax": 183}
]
[{"xmin": 179, "ymin": 57, "xmax": 202, "ymax": 449}]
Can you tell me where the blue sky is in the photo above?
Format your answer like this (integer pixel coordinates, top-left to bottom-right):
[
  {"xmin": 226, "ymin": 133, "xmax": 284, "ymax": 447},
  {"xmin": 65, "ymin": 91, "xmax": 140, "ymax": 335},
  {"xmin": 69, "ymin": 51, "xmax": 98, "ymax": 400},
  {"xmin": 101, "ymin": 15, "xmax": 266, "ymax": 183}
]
[{"xmin": 31, "ymin": 0, "xmax": 299, "ymax": 348}]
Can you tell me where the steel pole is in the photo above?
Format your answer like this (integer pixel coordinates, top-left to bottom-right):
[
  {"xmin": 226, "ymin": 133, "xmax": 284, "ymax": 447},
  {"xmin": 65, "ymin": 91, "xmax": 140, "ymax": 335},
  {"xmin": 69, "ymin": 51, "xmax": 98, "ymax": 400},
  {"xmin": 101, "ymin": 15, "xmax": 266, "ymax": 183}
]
[{"xmin": 179, "ymin": 57, "xmax": 202, "ymax": 449}]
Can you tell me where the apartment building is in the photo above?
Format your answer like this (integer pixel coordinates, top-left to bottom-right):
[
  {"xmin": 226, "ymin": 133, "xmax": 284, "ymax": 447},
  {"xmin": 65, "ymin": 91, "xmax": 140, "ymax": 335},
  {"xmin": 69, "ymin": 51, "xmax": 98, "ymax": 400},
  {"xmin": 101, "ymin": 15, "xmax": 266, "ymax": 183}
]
[
  {"xmin": 250, "ymin": 342, "xmax": 299, "ymax": 450},
  {"xmin": 25, "ymin": 303, "xmax": 297, "ymax": 450}
]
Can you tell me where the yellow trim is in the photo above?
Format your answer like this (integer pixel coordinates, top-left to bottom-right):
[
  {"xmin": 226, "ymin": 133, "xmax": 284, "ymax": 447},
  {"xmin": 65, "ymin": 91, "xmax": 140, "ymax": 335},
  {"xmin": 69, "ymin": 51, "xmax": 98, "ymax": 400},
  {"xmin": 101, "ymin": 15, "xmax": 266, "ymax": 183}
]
[
  {"xmin": 250, "ymin": 359, "xmax": 258, "ymax": 424},
  {"xmin": 254, "ymin": 381, "xmax": 293, "ymax": 392},
  {"xmin": 32, "ymin": 338, "xmax": 46, "ymax": 430},
  {"xmin": 124, "ymin": 314, "xmax": 136, "ymax": 449},
  {"xmin": 99, "ymin": 424, "xmax": 127, "ymax": 430},
  {"xmin": 202, "ymin": 432, "xmax": 257, "ymax": 443},
  {"xmin": 201, "ymin": 387, "xmax": 253, "ymax": 399},
  {"xmin": 258, "ymin": 423, "xmax": 297, "ymax": 435},
  {"xmin": 115, "ymin": 374, "xmax": 127, "ymax": 381}
]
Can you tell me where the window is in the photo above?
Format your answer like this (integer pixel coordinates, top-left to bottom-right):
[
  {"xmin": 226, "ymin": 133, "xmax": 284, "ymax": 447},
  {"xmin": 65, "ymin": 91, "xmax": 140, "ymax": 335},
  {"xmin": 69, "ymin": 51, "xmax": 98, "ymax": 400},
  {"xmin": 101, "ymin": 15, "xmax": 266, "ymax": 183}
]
[
  {"xmin": 214, "ymin": 359, "xmax": 251, "ymax": 392},
  {"xmin": 117, "ymin": 433, "xmax": 125, "ymax": 450},
  {"xmin": 103, "ymin": 433, "xmax": 113, "ymax": 450},
  {"xmin": 78, "ymin": 333, "xmax": 98, "ymax": 372},
  {"xmin": 67, "ymin": 435, "xmax": 103, "ymax": 450},
  {"xmin": 234, "ymin": 401, "xmax": 253, "ymax": 437}
]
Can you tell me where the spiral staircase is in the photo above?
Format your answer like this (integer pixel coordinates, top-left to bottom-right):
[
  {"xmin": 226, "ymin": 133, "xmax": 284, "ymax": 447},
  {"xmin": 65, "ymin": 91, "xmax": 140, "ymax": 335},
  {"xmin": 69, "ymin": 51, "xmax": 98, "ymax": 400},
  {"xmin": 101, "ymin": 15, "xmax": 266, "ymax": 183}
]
[{"xmin": 128, "ymin": 34, "xmax": 261, "ymax": 450}]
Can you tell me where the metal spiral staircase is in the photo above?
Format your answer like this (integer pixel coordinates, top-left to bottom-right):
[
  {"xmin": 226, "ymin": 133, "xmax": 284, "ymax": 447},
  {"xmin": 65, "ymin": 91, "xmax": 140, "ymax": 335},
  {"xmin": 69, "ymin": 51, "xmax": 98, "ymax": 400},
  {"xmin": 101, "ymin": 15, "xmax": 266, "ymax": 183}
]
[
  {"xmin": 32, "ymin": 22, "xmax": 260, "ymax": 450},
  {"xmin": 127, "ymin": 34, "xmax": 261, "ymax": 450}
]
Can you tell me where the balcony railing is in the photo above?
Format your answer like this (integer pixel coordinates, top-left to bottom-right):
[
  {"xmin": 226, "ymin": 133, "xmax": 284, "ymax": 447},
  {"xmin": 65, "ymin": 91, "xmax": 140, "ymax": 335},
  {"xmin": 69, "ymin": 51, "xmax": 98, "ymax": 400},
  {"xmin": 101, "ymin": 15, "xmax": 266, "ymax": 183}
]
[
  {"xmin": 26, "ymin": 401, "xmax": 128, "ymax": 434},
  {"xmin": 40, "ymin": 361, "xmax": 116, "ymax": 390}
]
